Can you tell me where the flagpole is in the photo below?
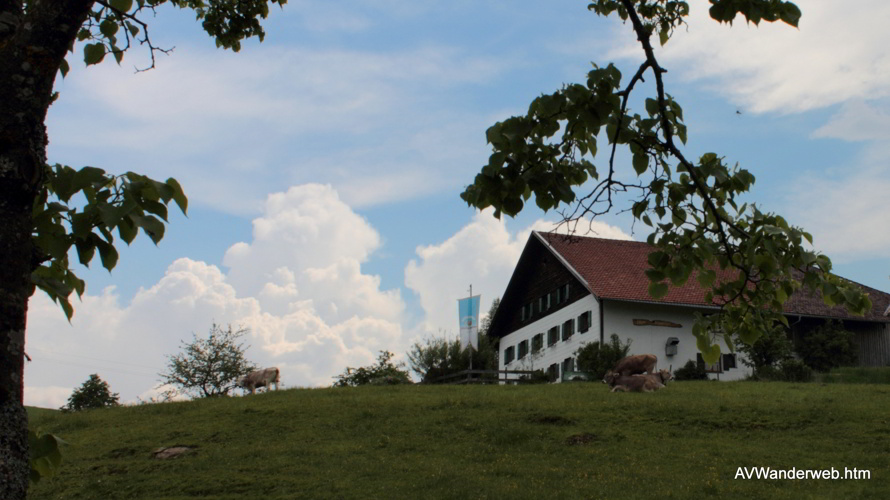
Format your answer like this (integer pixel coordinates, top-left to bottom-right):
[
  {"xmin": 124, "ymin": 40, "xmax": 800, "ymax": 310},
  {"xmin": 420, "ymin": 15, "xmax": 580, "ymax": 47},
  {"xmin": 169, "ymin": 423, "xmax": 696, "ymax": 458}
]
[{"xmin": 468, "ymin": 284, "xmax": 473, "ymax": 373}]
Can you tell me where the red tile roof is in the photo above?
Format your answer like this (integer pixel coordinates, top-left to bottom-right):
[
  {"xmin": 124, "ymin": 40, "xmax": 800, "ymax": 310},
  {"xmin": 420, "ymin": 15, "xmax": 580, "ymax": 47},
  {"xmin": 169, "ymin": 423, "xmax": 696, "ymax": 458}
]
[{"xmin": 536, "ymin": 231, "xmax": 890, "ymax": 323}]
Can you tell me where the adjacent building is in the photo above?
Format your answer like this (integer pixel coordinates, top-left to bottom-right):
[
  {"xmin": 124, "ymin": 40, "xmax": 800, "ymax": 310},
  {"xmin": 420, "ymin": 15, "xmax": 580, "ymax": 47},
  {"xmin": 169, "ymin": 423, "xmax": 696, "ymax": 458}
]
[{"xmin": 486, "ymin": 232, "xmax": 890, "ymax": 382}]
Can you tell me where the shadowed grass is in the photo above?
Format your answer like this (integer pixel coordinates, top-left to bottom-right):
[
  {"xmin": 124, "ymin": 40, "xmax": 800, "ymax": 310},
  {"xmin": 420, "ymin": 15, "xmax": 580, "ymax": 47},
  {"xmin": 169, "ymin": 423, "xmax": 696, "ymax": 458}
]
[
  {"xmin": 27, "ymin": 382, "xmax": 890, "ymax": 499},
  {"xmin": 816, "ymin": 367, "xmax": 890, "ymax": 384}
]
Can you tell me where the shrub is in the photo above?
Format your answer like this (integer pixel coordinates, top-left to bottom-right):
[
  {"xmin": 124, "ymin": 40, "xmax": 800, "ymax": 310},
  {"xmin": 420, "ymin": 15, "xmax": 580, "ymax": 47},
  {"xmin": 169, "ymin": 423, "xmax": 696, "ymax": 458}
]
[
  {"xmin": 673, "ymin": 360, "xmax": 708, "ymax": 381},
  {"xmin": 407, "ymin": 333, "xmax": 498, "ymax": 383},
  {"xmin": 735, "ymin": 324, "xmax": 793, "ymax": 373},
  {"xmin": 61, "ymin": 374, "xmax": 119, "ymax": 412},
  {"xmin": 795, "ymin": 320, "xmax": 858, "ymax": 373},
  {"xmin": 334, "ymin": 351, "xmax": 412, "ymax": 387},
  {"xmin": 779, "ymin": 358, "xmax": 813, "ymax": 382},
  {"xmin": 575, "ymin": 334, "xmax": 632, "ymax": 380}
]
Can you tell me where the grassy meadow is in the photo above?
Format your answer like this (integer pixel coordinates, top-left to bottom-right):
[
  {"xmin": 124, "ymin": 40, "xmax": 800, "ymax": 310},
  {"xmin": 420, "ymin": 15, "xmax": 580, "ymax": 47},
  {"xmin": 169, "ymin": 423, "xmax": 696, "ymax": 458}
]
[{"xmin": 27, "ymin": 381, "xmax": 890, "ymax": 499}]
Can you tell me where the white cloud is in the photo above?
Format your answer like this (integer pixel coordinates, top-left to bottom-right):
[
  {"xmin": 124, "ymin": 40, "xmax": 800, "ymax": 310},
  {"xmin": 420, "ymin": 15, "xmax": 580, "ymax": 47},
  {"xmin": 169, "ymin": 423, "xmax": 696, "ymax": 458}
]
[
  {"xmin": 24, "ymin": 386, "xmax": 73, "ymax": 410},
  {"xmin": 813, "ymin": 99, "xmax": 890, "ymax": 142},
  {"xmin": 784, "ymin": 151, "xmax": 890, "ymax": 261},
  {"xmin": 404, "ymin": 210, "xmax": 632, "ymax": 335},
  {"xmin": 25, "ymin": 184, "xmax": 634, "ymax": 407},
  {"xmin": 26, "ymin": 184, "xmax": 405, "ymax": 406},
  {"xmin": 618, "ymin": 1, "xmax": 890, "ymax": 114},
  {"xmin": 47, "ymin": 45, "xmax": 504, "ymax": 214}
]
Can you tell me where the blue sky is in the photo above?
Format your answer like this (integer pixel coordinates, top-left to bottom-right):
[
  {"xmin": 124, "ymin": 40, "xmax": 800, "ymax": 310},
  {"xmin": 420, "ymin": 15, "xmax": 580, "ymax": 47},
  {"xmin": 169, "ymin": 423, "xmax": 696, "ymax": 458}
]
[{"xmin": 25, "ymin": 0, "xmax": 890, "ymax": 407}]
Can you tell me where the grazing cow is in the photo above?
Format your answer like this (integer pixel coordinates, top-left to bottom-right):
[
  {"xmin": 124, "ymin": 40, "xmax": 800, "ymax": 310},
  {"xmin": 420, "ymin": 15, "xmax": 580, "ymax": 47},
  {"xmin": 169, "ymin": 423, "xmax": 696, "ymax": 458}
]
[
  {"xmin": 603, "ymin": 368, "xmax": 672, "ymax": 393},
  {"xmin": 611, "ymin": 354, "xmax": 657, "ymax": 376},
  {"xmin": 237, "ymin": 367, "xmax": 280, "ymax": 395}
]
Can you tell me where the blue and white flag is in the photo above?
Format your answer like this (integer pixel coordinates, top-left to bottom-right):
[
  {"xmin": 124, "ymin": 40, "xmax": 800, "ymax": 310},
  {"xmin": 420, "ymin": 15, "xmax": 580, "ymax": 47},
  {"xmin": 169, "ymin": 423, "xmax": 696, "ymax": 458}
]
[{"xmin": 458, "ymin": 295, "xmax": 481, "ymax": 350}]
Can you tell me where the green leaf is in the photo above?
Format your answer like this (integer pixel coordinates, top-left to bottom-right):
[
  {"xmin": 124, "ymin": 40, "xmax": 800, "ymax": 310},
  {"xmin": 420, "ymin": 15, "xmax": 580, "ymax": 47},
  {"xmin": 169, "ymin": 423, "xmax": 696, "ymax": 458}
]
[
  {"xmin": 632, "ymin": 151, "xmax": 648, "ymax": 175},
  {"xmin": 100, "ymin": 19, "xmax": 119, "ymax": 38},
  {"xmin": 644, "ymin": 268, "xmax": 666, "ymax": 282},
  {"xmin": 696, "ymin": 269, "xmax": 716, "ymax": 287},
  {"xmin": 83, "ymin": 43, "xmax": 106, "ymax": 66},
  {"xmin": 647, "ymin": 281, "xmax": 669, "ymax": 300},
  {"xmin": 59, "ymin": 59, "xmax": 70, "ymax": 78},
  {"xmin": 658, "ymin": 28, "xmax": 669, "ymax": 46},
  {"xmin": 96, "ymin": 240, "xmax": 120, "ymax": 271},
  {"xmin": 132, "ymin": 214, "xmax": 165, "ymax": 244},
  {"xmin": 110, "ymin": 0, "xmax": 134, "ymax": 13},
  {"xmin": 780, "ymin": 2, "xmax": 801, "ymax": 27},
  {"xmin": 699, "ymin": 342, "xmax": 721, "ymax": 365},
  {"xmin": 118, "ymin": 217, "xmax": 138, "ymax": 244},
  {"xmin": 165, "ymin": 178, "xmax": 189, "ymax": 215}
]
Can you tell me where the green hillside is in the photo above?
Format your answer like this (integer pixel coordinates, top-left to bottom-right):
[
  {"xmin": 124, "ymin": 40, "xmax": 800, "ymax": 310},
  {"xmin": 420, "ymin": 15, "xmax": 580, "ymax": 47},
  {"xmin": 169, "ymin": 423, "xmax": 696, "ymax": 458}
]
[{"xmin": 27, "ymin": 382, "xmax": 889, "ymax": 499}]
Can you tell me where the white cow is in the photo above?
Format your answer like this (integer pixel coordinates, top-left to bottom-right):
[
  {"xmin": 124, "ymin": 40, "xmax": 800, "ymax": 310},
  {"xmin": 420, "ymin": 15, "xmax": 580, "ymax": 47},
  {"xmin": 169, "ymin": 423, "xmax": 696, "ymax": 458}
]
[{"xmin": 237, "ymin": 367, "xmax": 280, "ymax": 395}]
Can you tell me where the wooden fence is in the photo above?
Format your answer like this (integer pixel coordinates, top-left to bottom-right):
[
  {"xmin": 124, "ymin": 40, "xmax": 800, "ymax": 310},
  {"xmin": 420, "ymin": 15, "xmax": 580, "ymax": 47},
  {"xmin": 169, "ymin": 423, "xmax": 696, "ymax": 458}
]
[{"xmin": 428, "ymin": 369, "xmax": 539, "ymax": 385}]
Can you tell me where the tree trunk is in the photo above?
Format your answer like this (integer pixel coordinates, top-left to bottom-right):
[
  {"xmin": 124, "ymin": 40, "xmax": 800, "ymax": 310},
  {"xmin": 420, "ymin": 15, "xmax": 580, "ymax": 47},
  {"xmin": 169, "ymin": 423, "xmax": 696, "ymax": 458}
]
[{"xmin": 0, "ymin": 2, "xmax": 95, "ymax": 497}]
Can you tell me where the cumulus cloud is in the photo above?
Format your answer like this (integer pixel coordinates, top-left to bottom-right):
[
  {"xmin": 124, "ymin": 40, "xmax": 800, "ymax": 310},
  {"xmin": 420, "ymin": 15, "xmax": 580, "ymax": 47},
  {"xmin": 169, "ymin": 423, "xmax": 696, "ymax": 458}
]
[
  {"xmin": 25, "ymin": 183, "xmax": 632, "ymax": 408},
  {"xmin": 25, "ymin": 184, "xmax": 405, "ymax": 408},
  {"xmin": 404, "ymin": 211, "xmax": 632, "ymax": 336}
]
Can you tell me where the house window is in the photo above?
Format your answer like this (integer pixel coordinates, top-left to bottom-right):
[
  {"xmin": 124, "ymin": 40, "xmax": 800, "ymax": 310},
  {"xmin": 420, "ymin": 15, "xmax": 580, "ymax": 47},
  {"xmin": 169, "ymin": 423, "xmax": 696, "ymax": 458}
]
[
  {"xmin": 578, "ymin": 311, "xmax": 592, "ymax": 333},
  {"xmin": 547, "ymin": 326, "xmax": 559, "ymax": 346},
  {"xmin": 538, "ymin": 297, "xmax": 545, "ymax": 315},
  {"xmin": 563, "ymin": 283, "xmax": 570, "ymax": 302},
  {"xmin": 504, "ymin": 346, "xmax": 515, "ymax": 364},
  {"xmin": 562, "ymin": 318, "xmax": 574, "ymax": 341},
  {"xmin": 562, "ymin": 357, "xmax": 574, "ymax": 376},
  {"xmin": 521, "ymin": 305, "xmax": 526, "ymax": 322},
  {"xmin": 546, "ymin": 293, "xmax": 552, "ymax": 310},
  {"xmin": 518, "ymin": 340, "xmax": 529, "ymax": 360},
  {"xmin": 531, "ymin": 333, "xmax": 544, "ymax": 354},
  {"xmin": 547, "ymin": 363, "xmax": 560, "ymax": 383},
  {"xmin": 555, "ymin": 287, "xmax": 562, "ymax": 305},
  {"xmin": 722, "ymin": 353, "xmax": 737, "ymax": 370}
]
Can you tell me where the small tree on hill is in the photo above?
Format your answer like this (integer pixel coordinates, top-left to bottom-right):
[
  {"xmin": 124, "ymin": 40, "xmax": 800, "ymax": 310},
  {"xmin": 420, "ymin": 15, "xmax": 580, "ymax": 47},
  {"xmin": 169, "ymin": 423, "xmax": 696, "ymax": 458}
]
[
  {"xmin": 160, "ymin": 323, "xmax": 257, "ymax": 398},
  {"xmin": 61, "ymin": 374, "xmax": 119, "ymax": 412},
  {"xmin": 575, "ymin": 334, "xmax": 632, "ymax": 380},
  {"xmin": 334, "ymin": 351, "xmax": 412, "ymax": 387}
]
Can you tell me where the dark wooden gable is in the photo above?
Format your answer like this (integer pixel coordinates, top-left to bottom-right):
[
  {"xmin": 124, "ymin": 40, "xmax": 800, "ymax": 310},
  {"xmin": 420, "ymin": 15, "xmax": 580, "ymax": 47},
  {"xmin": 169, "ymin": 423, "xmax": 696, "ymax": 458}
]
[{"xmin": 488, "ymin": 233, "xmax": 590, "ymax": 339}]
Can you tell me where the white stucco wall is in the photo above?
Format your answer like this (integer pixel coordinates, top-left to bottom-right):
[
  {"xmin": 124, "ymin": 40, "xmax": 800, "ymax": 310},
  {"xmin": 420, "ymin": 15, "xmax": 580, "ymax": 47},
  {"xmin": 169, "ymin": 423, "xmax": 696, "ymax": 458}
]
[
  {"xmin": 501, "ymin": 295, "xmax": 600, "ymax": 380},
  {"xmin": 602, "ymin": 300, "xmax": 751, "ymax": 381},
  {"xmin": 500, "ymin": 296, "xmax": 752, "ymax": 382}
]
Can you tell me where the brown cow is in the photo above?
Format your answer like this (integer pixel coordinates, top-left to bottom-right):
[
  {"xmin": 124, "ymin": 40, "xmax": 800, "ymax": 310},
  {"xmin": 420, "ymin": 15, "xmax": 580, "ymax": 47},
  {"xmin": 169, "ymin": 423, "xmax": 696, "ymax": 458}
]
[
  {"xmin": 611, "ymin": 354, "xmax": 657, "ymax": 376},
  {"xmin": 237, "ymin": 367, "xmax": 280, "ymax": 395},
  {"xmin": 603, "ymin": 368, "xmax": 672, "ymax": 393}
]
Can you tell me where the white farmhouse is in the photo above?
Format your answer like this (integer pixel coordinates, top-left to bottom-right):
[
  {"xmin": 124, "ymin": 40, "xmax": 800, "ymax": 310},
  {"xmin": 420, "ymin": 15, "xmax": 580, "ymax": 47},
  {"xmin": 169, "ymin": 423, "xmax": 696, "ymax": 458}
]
[{"xmin": 487, "ymin": 232, "xmax": 890, "ymax": 382}]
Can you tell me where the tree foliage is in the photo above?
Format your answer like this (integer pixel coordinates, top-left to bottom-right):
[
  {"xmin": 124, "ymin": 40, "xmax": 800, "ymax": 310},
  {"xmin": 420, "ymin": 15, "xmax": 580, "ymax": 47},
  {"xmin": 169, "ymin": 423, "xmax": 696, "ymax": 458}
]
[
  {"xmin": 333, "ymin": 351, "xmax": 413, "ymax": 387},
  {"xmin": 159, "ymin": 323, "xmax": 257, "ymax": 398},
  {"xmin": 33, "ymin": 166, "xmax": 187, "ymax": 319},
  {"xmin": 61, "ymin": 374, "xmax": 120, "ymax": 412},
  {"xmin": 574, "ymin": 334, "xmax": 632, "ymax": 379},
  {"xmin": 28, "ymin": 430, "xmax": 66, "ymax": 485},
  {"xmin": 459, "ymin": 0, "xmax": 871, "ymax": 364},
  {"xmin": 1, "ymin": 0, "xmax": 286, "ymax": 497},
  {"xmin": 672, "ymin": 360, "xmax": 708, "ymax": 381},
  {"xmin": 408, "ymin": 299, "xmax": 500, "ymax": 383},
  {"xmin": 735, "ymin": 323, "xmax": 793, "ymax": 375},
  {"xmin": 794, "ymin": 320, "xmax": 858, "ymax": 373},
  {"xmin": 407, "ymin": 334, "xmax": 499, "ymax": 383}
]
